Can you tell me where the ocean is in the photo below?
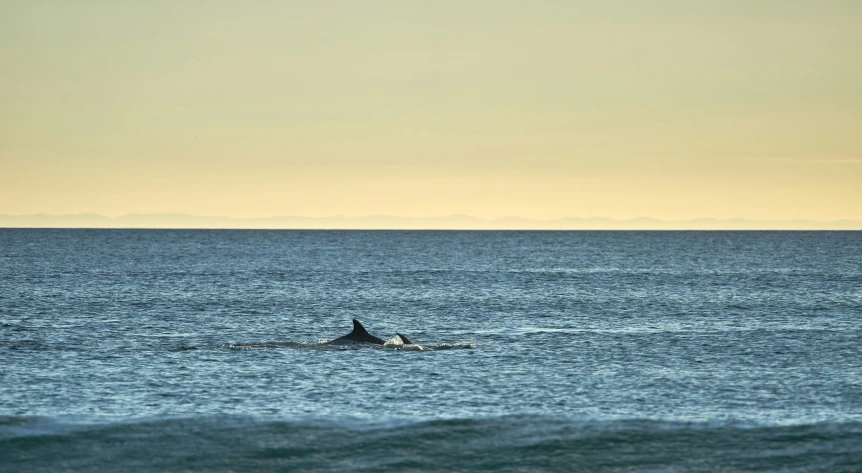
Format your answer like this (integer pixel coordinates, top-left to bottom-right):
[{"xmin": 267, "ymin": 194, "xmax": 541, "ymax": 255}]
[{"xmin": 1, "ymin": 229, "xmax": 861, "ymax": 472}]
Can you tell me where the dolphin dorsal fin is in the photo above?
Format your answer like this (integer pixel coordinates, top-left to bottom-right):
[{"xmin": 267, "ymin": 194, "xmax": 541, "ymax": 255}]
[
  {"xmin": 396, "ymin": 332, "xmax": 414, "ymax": 345},
  {"xmin": 352, "ymin": 319, "xmax": 370, "ymax": 336}
]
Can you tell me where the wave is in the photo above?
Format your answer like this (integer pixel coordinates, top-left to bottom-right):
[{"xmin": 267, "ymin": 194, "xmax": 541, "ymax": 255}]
[{"xmin": 2, "ymin": 415, "xmax": 861, "ymax": 472}]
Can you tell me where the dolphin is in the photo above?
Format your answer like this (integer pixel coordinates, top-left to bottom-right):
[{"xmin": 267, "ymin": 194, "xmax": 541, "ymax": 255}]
[
  {"xmin": 329, "ymin": 319, "xmax": 385, "ymax": 345},
  {"xmin": 395, "ymin": 333, "xmax": 414, "ymax": 344},
  {"xmin": 395, "ymin": 332, "xmax": 424, "ymax": 351}
]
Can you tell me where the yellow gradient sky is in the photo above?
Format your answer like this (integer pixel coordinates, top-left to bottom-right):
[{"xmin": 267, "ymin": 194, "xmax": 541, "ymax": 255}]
[{"xmin": 2, "ymin": 1, "xmax": 861, "ymax": 224}]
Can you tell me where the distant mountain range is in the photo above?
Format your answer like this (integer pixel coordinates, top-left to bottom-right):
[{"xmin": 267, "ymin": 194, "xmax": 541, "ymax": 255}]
[{"xmin": 1, "ymin": 213, "xmax": 860, "ymax": 230}]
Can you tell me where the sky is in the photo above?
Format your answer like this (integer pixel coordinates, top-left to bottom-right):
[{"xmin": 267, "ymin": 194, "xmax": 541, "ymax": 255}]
[{"xmin": 2, "ymin": 1, "xmax": 861, "ymax": 226}]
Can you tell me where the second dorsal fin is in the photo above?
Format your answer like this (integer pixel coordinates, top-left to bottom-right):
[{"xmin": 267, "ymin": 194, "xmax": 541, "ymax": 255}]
[{"xmin": 395, "ymin": 332, "xmax": 414, "ymax": 345}]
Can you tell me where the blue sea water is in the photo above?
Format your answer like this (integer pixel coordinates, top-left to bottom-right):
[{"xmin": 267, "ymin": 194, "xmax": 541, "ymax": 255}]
[{"xmin": 1, "ymin": 229, "xmax": 861, "ymax": 472}]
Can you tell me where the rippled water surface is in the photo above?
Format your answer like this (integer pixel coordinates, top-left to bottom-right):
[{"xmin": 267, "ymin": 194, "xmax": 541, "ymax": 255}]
[{"xmin": 2, "ymin": 230, "xmax": 861, "ymax": 471}]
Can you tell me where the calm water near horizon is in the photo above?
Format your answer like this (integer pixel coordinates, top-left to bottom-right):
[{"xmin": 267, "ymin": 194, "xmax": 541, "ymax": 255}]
[{"xmin": 2, "ymin": 229, "xmax": 861, "ymax": 471}]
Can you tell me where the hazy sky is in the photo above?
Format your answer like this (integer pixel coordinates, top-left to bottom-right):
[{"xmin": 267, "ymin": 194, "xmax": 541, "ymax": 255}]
[{"xmin": 2, "ymin": 1, "xmax": 860, "ymax": 222}]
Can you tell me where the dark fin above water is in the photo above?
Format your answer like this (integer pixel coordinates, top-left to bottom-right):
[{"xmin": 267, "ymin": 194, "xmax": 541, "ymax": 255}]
[
  {"xmin": 395, "ymin": 333, "xmax": 414, "ymax": 345},
  {"xmin": 352, "ymin": 319, "xmax": 371, "ymax": 336},
  {"xmin": 330, "ymin": 319, "xmax": 385, "ymax": 345}
]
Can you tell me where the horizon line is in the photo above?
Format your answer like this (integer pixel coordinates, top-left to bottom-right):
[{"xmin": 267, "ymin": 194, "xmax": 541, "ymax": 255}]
[{"xmin": 1, "ymin": 213, "xmax": 861, "ymax": 230}]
